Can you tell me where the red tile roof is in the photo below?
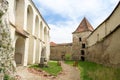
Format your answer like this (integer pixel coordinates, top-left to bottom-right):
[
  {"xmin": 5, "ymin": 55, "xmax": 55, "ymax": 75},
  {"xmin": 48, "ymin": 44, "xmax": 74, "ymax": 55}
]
[
  {"xmin": 73, "ymin": 17, "xmax": 94, "ymax": 33},
  {"xmin": 50, "ymin": 42, "xmax": 57, "ymax": 46}
]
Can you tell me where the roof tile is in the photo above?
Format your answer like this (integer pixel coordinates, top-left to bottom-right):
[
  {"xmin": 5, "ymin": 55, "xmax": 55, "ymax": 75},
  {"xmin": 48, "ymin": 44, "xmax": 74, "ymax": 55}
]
[{"xmin": 73, "ymin": 17, "xmax": 94, "ymax": 33}]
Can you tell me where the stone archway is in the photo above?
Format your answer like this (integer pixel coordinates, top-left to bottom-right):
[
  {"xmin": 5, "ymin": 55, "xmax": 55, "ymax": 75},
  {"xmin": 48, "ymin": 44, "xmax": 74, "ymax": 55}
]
[
  {"xmin": 15, "ymin": 37, "xmax": 25, "ymax": 65},
  {"xmin": 41, "ymin": 47, "xmax": 46, "ymax": 59},
  {"xmin": 40, "ymin": 22, "xmax": 43, "ymax": 40},
  {"xmin": 26, "ymin": 5, "xmax": 34, "ymax": 64},
  {"xmin": 44, "ymin": 27, "xmax": 47, "ymax": 43},
  {"xmin": 27, "ymin": 5, "xmax": 33, "ymax": 33},
  {"xmin": 35, "ymin": 15, "xmax": 39, "ymax": 37}
]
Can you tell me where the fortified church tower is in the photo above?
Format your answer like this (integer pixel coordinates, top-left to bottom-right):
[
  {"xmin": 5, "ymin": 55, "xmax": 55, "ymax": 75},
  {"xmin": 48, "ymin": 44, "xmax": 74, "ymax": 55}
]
[{"xmin": 72, "ymin": 17, "xmax": 94, "ymax": 60}]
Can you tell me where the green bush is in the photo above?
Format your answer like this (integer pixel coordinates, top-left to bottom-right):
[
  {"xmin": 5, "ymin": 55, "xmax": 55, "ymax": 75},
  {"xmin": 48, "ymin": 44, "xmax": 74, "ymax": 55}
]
[
  {"xmin": 0, "ymin": 68, "xmax": 2, "ymax": 73},
  {"xmin": 65, "ymin": 54, "xmax": 71, "ymax": 60},
  {"xmin": 4, "ymin": 74, "xmax": 10, "ymax": 80}
]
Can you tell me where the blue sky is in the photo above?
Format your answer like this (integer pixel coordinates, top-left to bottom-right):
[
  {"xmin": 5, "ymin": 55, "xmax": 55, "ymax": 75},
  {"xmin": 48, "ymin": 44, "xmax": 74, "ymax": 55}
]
[{"xmin": 33, "ymin": 0, "xmax": 119, "ymax": 43}]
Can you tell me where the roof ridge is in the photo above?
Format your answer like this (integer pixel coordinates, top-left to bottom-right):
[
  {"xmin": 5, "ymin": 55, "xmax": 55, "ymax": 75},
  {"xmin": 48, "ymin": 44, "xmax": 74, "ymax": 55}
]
[
  {"xmin": 85, "ymin": 18, "xmax": 94, "ymax": 31},
  {"xmin": 83, "ymin": 17, "xmax": 88, "ymax": 28}
]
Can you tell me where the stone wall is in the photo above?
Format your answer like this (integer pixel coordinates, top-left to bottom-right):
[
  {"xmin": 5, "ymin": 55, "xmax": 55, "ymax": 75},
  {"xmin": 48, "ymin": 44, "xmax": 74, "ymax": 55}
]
[
  {"xmin": 72, "ymin": 31, "xmax": 91, "ymax": 60},
  {"xmin": 86, "ymin": 2, "xmax": 120, "ymax": 67},
  {"xmin": 87, "ymin": 2, "xmax": 120, "ymax": 47},
  {"xmin": 0, "ymin": 0, "xmax": 15, "ymax": 77},
  {"xmin": 50, "ymin": 43, "xmax": 72, "ymax": 60},
  {"xmin": 86, "ymin": 25, "xmax": 120, "ymax": 67}
]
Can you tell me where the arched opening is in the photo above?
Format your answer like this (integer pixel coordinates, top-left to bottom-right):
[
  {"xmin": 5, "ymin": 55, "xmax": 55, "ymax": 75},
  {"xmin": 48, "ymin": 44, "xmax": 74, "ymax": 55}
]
[
  {"xmin": 35, "ymin": 40, "xmax": 40, "ymax": 63},
  {"xmin": 28, "ymin": 37, "xmax": 34, "ymax": 64},
  {"xmin": 27, "ymin": 5, "xmax": 33, "ymax": 33},
  {"xmin": 39, "ymin": 47, "xmax": 46, "ymax": 67},
  {"xmin": 15, "ymin": 37, "xmax": 25, "ymax": 65},
  {"xmin": 40, "ymin": 22, "xmax": 43, "ymax": 40},
  {"xmin": 35, "ymin": 15, "xmax": 39, "ymax": 37},
  {"xmin": 44, "ymin": 27, "xmax": 47, "ymax": 43},
  {"xmin": 46, "ymin": 30, "xmax": 49, "ymax": 45},
  {"xmin": 15, "ymin": 0, "xmax": 25, "ymax": 28},
  {"xmin": 79, "ymin": 37, "xmax": 82, "ymax": 42},
  {"xmin": 48, "ymin": 31, "xmax": 50, "ymax": 40},
  {"xmin": 41, "ymin": 47, "xmax": 46, "ymax": 59}
]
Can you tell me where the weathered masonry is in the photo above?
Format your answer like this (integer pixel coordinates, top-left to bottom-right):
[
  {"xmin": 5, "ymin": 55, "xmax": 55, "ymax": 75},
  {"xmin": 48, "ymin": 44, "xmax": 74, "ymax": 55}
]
[
  {"xmin": 50, "ymin": 1, "xmax": 120, "ymax": 68},
  {"xmin": 86, "ymin": 1, "xmax": 120, "ymax": 67},
  {"xmin": 72, "ymin": 17, "xmax": 94, "ymax": 60},
  {"xmin": 50, "ymin": 42, "xmax": 72, "ymax": 60},
  {"xmin": 50, "ymin": 18, "xmax": 94, "ymax": 61},
  {"xmin": 7, "ymin": 0, "xmax": 50, "ymax": 66}
]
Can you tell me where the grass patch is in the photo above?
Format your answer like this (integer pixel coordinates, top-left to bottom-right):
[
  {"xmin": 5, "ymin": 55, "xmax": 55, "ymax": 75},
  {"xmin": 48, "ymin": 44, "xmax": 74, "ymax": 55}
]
[
  {"xmin": 3, "ymin": 74, "xmax": 16, "ymax": 80},
  {"xmin": 29, "ymin": 61, "xmax": 62, "ymax": 76},
  {"xmin": 65, "ymin": 60, "xmax": 120, "ymax": 80}
]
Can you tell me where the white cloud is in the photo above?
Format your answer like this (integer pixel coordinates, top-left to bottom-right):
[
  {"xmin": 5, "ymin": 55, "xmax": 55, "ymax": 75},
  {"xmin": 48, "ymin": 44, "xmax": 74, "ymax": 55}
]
[
  {"xmin": 49, "ymin": 20, "xmax": 79, "ymax": 43},
  {"xmin": 33, "ymin": 0, "xmax": 120, "ymax": 43},
  {"xmin": 35, "ymin": 0, "xmax": 100, "ymax": 19},
  {"xmin": 35, "ymin": 0, "xmax": 119, "ymax": 19}
]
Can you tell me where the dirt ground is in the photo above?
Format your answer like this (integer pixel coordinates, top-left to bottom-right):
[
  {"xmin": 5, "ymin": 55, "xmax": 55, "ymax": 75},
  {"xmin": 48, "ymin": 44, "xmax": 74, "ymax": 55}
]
[
  {"xmin": 54, "ymin": 61, "xmax": 80, "ymax": 80},
  {"xmin": 16, "ymin": 61, "xmax": 80, "ymax": 80},
  {"xmin": 15, "ymin": 66, "xmax": 49, "ymax": 80}
]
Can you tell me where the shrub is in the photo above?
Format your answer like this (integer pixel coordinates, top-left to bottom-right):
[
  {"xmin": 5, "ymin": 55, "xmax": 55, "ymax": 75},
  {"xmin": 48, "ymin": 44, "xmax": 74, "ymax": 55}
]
[
  {"xmin": 65, "ymin": 54, "xmax": 71, "ymax": 60},
  {"xmin": 4, "ymin": 74, "xmax": 10, "ymax": 80}
]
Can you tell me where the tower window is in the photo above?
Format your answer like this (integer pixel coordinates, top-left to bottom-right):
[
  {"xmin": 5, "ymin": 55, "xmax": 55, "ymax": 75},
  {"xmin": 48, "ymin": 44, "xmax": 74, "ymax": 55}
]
[
  {"xmin": 79, "ymin": 37, "xmax": 82, "ymax": 41},
  {"xmin": 81, "ymin": 50, "xmax": 85, "ymax": 55},
  {"xmin": 82, "ymin": 43, "xmax": 85, "ymax": 48},
  {"xmin": 81, "ymin": 56, "xmax": 85, "ymax": 61}
]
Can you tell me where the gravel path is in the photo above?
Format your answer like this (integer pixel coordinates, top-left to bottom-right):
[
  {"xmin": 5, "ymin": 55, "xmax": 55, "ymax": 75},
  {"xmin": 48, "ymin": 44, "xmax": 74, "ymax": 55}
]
[
  {"xmin": 16, "ymin": 61, "xmax": 80, "ymax": 80},
  {"xmin": 54, "ymin": 61, "xmax": 80, "ymax": 80}
]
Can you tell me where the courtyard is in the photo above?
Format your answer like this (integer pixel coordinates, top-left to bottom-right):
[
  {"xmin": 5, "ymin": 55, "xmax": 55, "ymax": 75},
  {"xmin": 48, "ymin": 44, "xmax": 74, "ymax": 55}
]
[{"xmin": 15, "ymin": 60, "xmax": 120, "ymax": 80}]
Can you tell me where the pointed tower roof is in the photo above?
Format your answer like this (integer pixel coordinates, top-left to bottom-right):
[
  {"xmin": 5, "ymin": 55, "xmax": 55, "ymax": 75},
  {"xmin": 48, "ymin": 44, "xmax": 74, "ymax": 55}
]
[{"xmin": 73, "ymin": 17, "xmax": 94, "ymax": 33}]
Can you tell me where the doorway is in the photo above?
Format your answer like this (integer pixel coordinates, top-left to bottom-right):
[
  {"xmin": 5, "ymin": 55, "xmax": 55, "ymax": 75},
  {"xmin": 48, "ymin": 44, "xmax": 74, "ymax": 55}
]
[
  {"xmin": 15, "ymin": 37, "xmax": 25, "ymax": 65},
  {"xmin": 81, "ymin": 56, "xmax": 85, "ymax": 61}
]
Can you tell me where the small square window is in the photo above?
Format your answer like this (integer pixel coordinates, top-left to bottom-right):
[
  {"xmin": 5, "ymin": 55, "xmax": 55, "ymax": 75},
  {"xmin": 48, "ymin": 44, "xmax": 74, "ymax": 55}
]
[
  {"xmin": 81, "ymin": 50, "xmax": 85, "ymax": 55},
  {"xmin": 79, "ymin": 37, "xmax": 82, "ymax": 41},
  {"xmin": 82, "ymin": 43, "xmax": 85, "ymax": 48}
]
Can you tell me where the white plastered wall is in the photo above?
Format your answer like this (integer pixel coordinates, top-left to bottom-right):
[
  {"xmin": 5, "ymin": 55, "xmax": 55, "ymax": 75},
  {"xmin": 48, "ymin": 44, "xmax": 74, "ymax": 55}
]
[{"xmin": 7, "ymin": 0, "xmax": 50, "ymax": 66}]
